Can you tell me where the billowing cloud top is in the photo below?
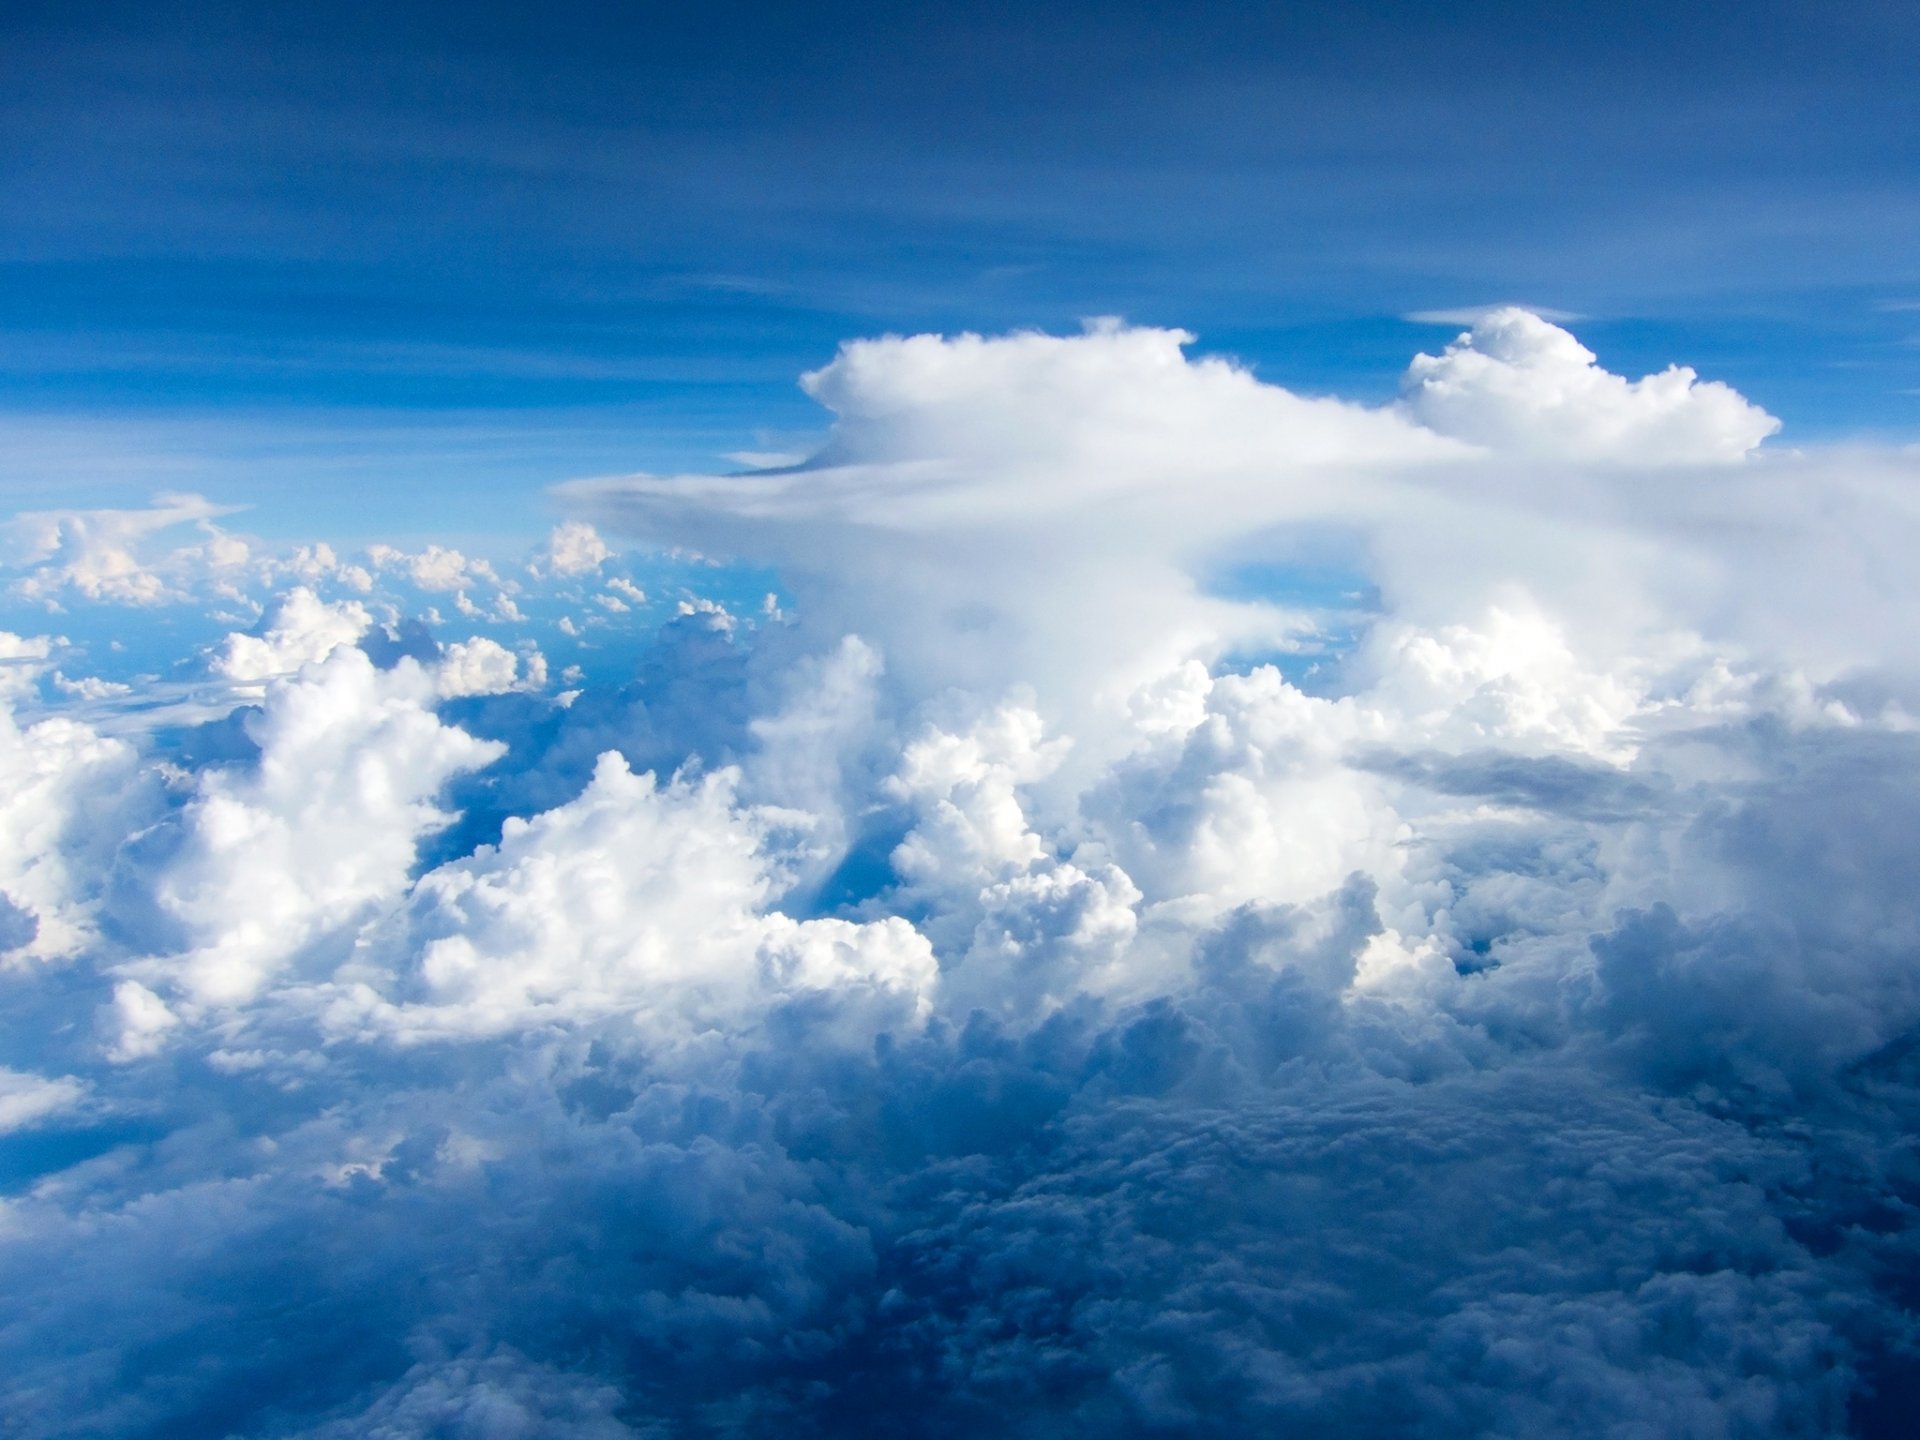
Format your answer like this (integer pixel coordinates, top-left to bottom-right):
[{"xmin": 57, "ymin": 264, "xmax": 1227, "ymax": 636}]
[
  {"xmin": 3, "ymin": 313, "xmax": 1920, "ymax": 1438},
  {"xmin": 1400, "ymin": 306, "xmax": 1782, "ymax": 461}
]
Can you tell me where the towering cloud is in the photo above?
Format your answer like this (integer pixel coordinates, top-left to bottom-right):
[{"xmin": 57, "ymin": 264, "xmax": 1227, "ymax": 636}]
[{"xmin": 1, "ymin": 313, "xmax": 1917, "ymax": 1438}]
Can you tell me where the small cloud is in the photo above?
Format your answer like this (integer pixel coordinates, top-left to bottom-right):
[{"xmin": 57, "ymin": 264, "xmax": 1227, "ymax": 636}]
[
  {"xmin": 533, "ymin": 521, "xmax": 612, "ymax": 579},
  {"xmin": 0, "ymin": 1067, "xmax": 88, "ymax": 1131}
]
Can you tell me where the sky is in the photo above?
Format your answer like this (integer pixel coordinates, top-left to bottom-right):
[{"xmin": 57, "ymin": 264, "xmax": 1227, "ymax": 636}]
[
  {"xmin": 5, "ymin": 5, "xmax": 1920, "ymax": 1439},
  {"xmin": 4, "ymin": 0, "xmax": 1920, "ymax": 538}
]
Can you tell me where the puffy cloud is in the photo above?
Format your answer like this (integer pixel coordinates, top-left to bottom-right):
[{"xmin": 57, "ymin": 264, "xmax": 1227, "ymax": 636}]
[
  {"xmin": 885, "ymin": 704, "xmax": 1069, "ymax": 889},
  {"xmin": 958, "ymin": 858, "xmax": 1143, "ymax": 1020},
  {"xmin": 1084, "ymin": 665, "xmax": 1405, "ymax": 922},
  {"xmin": 0, "ymin": 632, "xmax": 143, "ymax": 961},
  {"xmin": 564, "ymin": 323, "xmax": 1454, "ymax": 758},
  {"xmin": 559, "ymin": 315, "xmax": 1835, "ymax": 787},
  {"xmin": 3, "ymin": 314, "xmax": 1920, "ymax": 1437},
  {"xmin": 327, "ymin": 751, "xmax": 936, "ymax": 1046},
  {"xmin": 535, "ymin": 520, "xmax": 614, "ymax": 578},
  {"xmin": 434, "ymin": 636, "xmax": 534, "ymax": 698},
  {"xmin": 122, "ymin": 646, "xmax": 503, "ymax": 1017},
  {"xmin": 212, "ymin": 587, "xmax": 373, "ymax": 685},
  {"xmin": 104, "ymin": 978, "xmax": 179, "ymax": 1061},
  {"xmin": 284, "ymin": 542, "xmax": 376, "ymax": 593},
  {"xmin": 1, "ymin": 492, "xmax": 245, "ymax": 606},
  {"xmin": 1399, "ymin": 307, "xmax": 1781, "ymax": 462},
  {"xmin": 368, "ymin": 544, "xmax": 502, "ymax": 595}
]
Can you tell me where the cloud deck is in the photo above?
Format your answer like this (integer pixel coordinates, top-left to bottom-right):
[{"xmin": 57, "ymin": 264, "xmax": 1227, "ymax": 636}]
[{"xmin": 2, "ymin": 314, "xmax": 1917, "ymax": 1436}]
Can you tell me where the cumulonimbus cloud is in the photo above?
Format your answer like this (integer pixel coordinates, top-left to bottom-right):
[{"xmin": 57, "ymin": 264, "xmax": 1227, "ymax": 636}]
[{"xmin": 0, "ymin": 311, "xmax": 1917, "ymax": 1437}]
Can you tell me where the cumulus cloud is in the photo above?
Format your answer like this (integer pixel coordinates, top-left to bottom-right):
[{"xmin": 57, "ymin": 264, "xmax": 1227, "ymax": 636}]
[
  {"xmin": 3, "ymin": 313, "xmax": 1920, "ymax": 1437},
  {"xmin": 535, "ymin": 520, "xmax": 614, "ymax": 578},
  {"xmin": 368, "ymin": 544, "xmax": 503, "ymax": 595},
  {"xmin": 212, "ymin": 587, "xmax": 373, "ymax": 685},
  {"xmin": 435, "ymin": 636, "xmax": 537, "ymax": 698},
  {"xmin": 122, "ymin": 647, "xmax": 505, "ymax": 1017},
  {"xmin": 1399, "ymin": 307, "xmax": 1782, "ymax": 462},
  {"xmin": 328, "ymin": 751, "xmax": 935, "ymax": 1047},
  {"xmin": 1, "ymin": 491, "xmax": 245, "ymax": 606},
  {"xmin": 564, "ymin": 323, "xmax": 1455, "ymax": 756},
  {"xmin": 0, "ymin": 632, "xmax": 145, "ymax": 961}
]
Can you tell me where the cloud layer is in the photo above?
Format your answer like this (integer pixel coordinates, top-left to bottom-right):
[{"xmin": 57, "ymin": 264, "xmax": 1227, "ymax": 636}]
[{"xmin": 2, "ymin": 312, "xmax": 1918, "ymax": 1437}]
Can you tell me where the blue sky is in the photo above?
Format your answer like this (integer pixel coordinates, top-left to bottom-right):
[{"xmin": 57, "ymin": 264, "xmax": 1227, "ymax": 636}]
[
  {"xmin": 9, "ymin": 12, "xmax": 1920, "ymax": 1436},
  {"xmin": 4, "ymin": 0, "xmax": 1918, "ymax": 540}
]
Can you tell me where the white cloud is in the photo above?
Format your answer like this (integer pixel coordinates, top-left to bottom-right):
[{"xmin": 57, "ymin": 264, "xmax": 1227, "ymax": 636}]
[
  {"xmin": 368, "ymin": 543, "xmax": 494, "ymax": 594},
  {"xmin": 435, "ymin": 636, "xmax": 526, "ymax": 698},
  {"xmin": 2, "ymin": 492, "xmax": 245, "ymax": 606},
  {"xmin": 1398, "ymin": 307, "xmax": 1780, "ymax": 462},
  {"xmin": 886, "ymin": 704, "xmax": 1068, "ymax": 888},
  {"xmin": 0, "ymin": 633, "xmax": 143, "ymax": 961},
  {"xmin": 327, "ymin": 751, "xmax": 935, "ymax": 1047},
  {"xmin": 0, "ymin": 1066, "xmax": 87, "ymax": 1133},
  {"xmin": 123, "ymin": 646, "xmax": 503, "ymax": 1018},
  {"xmin": 536, "ymin": 520, "xmax": 614, "ymax": 578},
  {"xmin": 282, "ymin": 542, "xmax": 375, "ymax": 593},
  {"xmin": 564, "ymin": 324, "xmax": 1455, "ymax": 769},
  {"xmin": 211, "ymin": 587, "xmax": 372, "ymax": 686},
  {"xmin": 103, "ymin": 980, "xmax": 178, "ymax": 1062},
  {"xmin": 6, "ymin": 313, "xmax": 1920, "ymax": 1436},
  {"xmin": 50, "ymin": 672, "xmax": 134, "ymax": 701}
]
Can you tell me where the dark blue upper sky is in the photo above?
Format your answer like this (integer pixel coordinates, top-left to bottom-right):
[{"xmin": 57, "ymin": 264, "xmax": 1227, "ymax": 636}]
[{"xmin": 3, "ymin": 0, "xmax": 1917, "ymax": 538}]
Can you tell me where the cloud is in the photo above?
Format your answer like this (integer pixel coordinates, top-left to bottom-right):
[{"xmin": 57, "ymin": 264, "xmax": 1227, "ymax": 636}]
[
  {"xmin": 562, "ymin": 323, "xmax": 1454, "ymax": 769},
  {"xmin": 0, "ymin": 1066, "xmax": 87, "ymax": 1132},
  {"xmin": 0, "ymin": 631, "xmax": 145, "ymax": 961},
  {"xmin": 326, "ymin": 750, "xmax": 936, "ymax": 1047},
  {"xmin": 118, "ymin": 646, "xmax": 504, "ymax": 1018},
  {"xmin": 534, "ymin": 520, "xmax": 614, "ymax": 579},
  {"xmin": 212, "ymin": 587, "xmax": 373, "ymax": 686},
  {"xmin": 3, "ymin": 313, "xmax": 1920, "ymax": 1436},
  {"xmin": 559, "ymin": 313, "xmax": 1838, "ymax": 789},
  {"xmin": 368, "ymin": 544, "xmax": 505, "ymax": 596},
  {"xmin": 1, "ymin": 492, "xmax": 246, "ymax": 607},
  {"xmin": 434, "ymin": 637, "xmax": 538, "ymax": 698},
  {"xmin": 1398, "ymin": 307, "xmax": 1782, "ymax": 462}
]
